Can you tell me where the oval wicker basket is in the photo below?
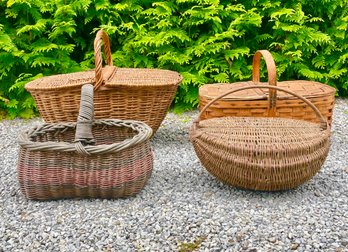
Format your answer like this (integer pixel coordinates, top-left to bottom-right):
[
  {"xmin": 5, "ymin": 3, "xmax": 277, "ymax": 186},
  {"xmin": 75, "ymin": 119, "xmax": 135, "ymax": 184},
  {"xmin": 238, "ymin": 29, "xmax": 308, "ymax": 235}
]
[
  {"xmin": 25, "ymin": 30, "xmax": 183, "ymax": 134},
  {"xmin": 190, "ymin": 85, "xmax": 331, "ymax": 191},
  {"xmin": 17, "ymin": 84, "xmax": 153, "ymax": 200},
  {"xmin": 199, "ymin": 50, "xmax": 336, "ymax": 126}
]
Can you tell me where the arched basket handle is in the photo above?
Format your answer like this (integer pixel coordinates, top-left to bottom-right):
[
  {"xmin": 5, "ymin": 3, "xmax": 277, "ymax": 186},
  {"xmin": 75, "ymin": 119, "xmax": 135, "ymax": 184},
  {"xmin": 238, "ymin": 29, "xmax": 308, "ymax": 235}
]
[
  {"xmin": 193, "ymin": 85, "xmax": 328, "ymax": 131},
  {"xmin": 94, "ymin": 30, "xmax": 113, "ymax": 91},
  {"xmin": 252, "ymin": 50, "xmax": 277, "ymax": 116}
]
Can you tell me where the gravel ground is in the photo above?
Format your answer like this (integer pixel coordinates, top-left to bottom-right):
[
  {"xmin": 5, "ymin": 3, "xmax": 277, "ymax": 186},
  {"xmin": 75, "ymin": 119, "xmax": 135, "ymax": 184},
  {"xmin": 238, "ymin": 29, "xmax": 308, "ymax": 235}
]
[{"xmin": 0, "ymin": 99, "xmax": 347, "ymax": 252}]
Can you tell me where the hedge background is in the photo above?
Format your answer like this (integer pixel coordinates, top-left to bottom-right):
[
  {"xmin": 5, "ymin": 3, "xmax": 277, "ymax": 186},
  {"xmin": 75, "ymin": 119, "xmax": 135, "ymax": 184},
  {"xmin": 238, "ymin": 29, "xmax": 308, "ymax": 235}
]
[{"xmin": 0, "ymin": 0, "xmax": 347, "ymax": 118}]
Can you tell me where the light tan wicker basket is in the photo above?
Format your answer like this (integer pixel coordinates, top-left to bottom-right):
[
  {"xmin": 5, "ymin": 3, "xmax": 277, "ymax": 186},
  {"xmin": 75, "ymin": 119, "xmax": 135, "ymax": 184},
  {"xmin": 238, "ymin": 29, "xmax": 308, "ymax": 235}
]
[
  {"xmin": 190, "ymin": 85, "xmax": 331, "ymax": 191},
  {"xmin": 25, "ymin": 30, "xmax": 183, "ymax": 134},
  {"xmin": 199, "ymin": 50, "xmax": 336, "ymax": 126}
]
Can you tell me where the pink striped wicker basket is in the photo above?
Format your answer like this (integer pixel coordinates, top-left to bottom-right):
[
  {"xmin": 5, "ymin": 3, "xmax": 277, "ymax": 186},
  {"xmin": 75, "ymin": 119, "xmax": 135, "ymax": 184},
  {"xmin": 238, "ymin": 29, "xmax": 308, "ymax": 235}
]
[{"xmin": 17, "ymin": 84, "xmax": 153, "ymax": 200}]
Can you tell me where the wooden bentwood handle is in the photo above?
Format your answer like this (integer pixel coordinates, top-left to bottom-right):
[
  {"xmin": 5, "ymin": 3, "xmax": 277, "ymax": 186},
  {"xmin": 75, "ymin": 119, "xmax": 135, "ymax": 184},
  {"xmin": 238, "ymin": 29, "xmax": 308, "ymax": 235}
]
[
  {"xmin": 194, "ymin": 85, "xmax": 328, "ymax": 131},
  {"xmin": 94, "ymin": 30, "xmax": 113, "ymax": 91},
  {"xmin": 252, "ymin": 50, "xmax": 277, "ymax": 116}
]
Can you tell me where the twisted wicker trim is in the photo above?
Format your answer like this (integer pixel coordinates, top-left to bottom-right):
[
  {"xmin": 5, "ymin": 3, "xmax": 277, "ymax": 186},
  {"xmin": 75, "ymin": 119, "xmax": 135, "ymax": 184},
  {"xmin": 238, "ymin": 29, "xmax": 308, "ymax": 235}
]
[
  {"xmin": 18, "ymin": 119, "xmax": 152, "ymax": 155},
  {"xmin": 94, "ymin": 30, "xmax": 114, "ymax": 90}
]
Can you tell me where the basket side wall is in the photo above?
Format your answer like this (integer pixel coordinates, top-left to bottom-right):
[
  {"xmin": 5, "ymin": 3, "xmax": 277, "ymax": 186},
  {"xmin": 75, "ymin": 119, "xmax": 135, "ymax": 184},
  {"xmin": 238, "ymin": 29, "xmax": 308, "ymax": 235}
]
[
  {"xmin": 199, "ymin": 95, "xmax": 335, "ymax": 126},
  {"xmin": 30, "ymin": 85, "xmax": 178, "ymax": 133}
]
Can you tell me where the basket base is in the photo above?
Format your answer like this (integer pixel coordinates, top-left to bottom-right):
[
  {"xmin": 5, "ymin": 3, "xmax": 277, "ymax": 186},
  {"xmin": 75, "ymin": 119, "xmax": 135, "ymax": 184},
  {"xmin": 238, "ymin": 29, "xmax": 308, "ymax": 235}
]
[
  {"xmin": 19, "ymin": 171, "xmax": 152, "ymax": 200},
  {"xmin": 190, "ymin": 116, "xmax": 331, "ymax": 191}
]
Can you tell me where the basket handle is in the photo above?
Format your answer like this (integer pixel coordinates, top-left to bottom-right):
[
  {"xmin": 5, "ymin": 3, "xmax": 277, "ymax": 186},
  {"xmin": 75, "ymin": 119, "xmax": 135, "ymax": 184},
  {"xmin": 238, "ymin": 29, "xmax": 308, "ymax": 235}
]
[
  {"xmin": 74, "ymin": 84, "xmax": 95, "ymax": 147},
  {"xmin": 252, "ymin": 50, "xmax": 277, "ymax": 116},
  {"xmin": 193, "ymin": 85, "xmax": 328, "ymax": 131},
  {"xmin": 94, "ymin": 30, "xmax": 113, "ymax": 91}
]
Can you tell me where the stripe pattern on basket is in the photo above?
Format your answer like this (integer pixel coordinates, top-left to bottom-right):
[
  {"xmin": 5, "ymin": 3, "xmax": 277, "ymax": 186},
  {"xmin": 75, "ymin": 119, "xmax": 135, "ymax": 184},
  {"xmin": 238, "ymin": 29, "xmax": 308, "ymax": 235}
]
[{"xmin": 17, "ymin": 84, "xmax": 154, "ymax": 200}]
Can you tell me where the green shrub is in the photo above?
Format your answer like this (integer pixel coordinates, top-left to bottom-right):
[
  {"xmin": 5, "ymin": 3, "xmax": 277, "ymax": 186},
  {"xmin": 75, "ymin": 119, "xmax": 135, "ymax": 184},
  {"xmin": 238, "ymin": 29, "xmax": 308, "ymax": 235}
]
[{"xmin": 0, "ymin": 0, "xmax": 347, "ymax": 118}]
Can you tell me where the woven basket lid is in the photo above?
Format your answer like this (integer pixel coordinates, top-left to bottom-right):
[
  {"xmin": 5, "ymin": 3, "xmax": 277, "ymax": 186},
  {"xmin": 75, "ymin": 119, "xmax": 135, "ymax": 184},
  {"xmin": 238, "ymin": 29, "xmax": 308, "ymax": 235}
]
[
  {"xmin": 25, "ymin": 66, "xmax": 182, "ymax": 91},
  {"xmin": 104, "ymin": 67, "xmax": 182, "ymax": 87},
  {"xmin": 26, "ymin": 30, "xmax": 182, "ymax": 91},
  {"xmin": 199, "ymin": 80, "xmax": 336, "ymax": 101},
  {"xmin": 193, "ymin": 116, "xmax": 329, "ymax": 150},
  {"xmin": 200, "ymin": 50, "xmax": 335, "ymax": 101}
]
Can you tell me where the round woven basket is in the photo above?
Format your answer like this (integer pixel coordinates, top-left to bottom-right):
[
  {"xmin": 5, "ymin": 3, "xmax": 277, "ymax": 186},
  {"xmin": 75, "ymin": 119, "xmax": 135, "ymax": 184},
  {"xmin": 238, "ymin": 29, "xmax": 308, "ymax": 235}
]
[
  {"xmin": 190, "ymin": 85, "xmax": 331, "ymax": 191},
  {"xmin": 199, "ymin": 50, "xmax": 336, "ymax": 126},
  {"xmin": 25, "ymin": 30, "xmax": 183, "ymax": 134},
  {"xmin": 17, "ymin": 84, "xmax": 153, "ymax": 200}
]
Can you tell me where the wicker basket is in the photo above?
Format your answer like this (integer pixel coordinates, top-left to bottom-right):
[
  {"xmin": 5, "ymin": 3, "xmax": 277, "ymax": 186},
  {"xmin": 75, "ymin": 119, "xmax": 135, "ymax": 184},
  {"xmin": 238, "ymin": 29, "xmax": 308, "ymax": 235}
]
[
  {"xmin": 25, "ymin": 30, "xmax": 183, "ymax": 134},
  {"xmin": 190, "ymin": 85, "xmax": 331, "ymax": 191},
  {"xmin": 17, "ymin": 84, "xmax": 153, "ymax": 200},
  {"xmin": 199, "ymin": 50, "xmax": 336, "ymax": 126}
]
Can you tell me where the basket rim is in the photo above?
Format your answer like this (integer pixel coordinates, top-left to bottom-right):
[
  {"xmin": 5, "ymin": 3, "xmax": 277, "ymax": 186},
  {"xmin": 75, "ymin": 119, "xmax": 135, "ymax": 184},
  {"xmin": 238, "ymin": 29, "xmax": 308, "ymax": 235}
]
[
  {"xmin": 194, "ymin": 116, "xmax": 330, "ymax": 130},
  {"xmin": 18, "ymin": 119, "xmax": 152, "ymax": 155},
  {"xmin": 199, "ymin": 80, "xmax": 336, "ymax": 101},
  {"xmin": 190, "ymin": 116, "xmax": 331, "ymax": 150},
  {"xmin": 25, "ymin": 67, "xmax": 183, "ymax": 91}
]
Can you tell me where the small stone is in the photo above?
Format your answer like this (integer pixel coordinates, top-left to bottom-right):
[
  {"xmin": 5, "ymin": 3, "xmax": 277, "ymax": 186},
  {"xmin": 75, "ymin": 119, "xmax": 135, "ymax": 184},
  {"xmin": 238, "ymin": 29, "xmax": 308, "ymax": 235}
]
[
  {"xmin": 291, "ymin": 243, "xmax": 300, "ymax": 250},
  {"xmin": 235, "ymin": 232, "xmax": 245, "ymax": 242},
  {"xmin": 314, "ymin": 191, "xmax": 322, "ymax": 197},
  {"xmin": 241, "ymin": 241, "xmax": 248, "ymax": 250},
  {"xmin": 341, "ymin": 240, "xmax": 348, "ymax": 248},
  {"xmin": 268, "ymin": 237, "xmax": 277, "ymax": 243},
  {"xmin": 204, "ymin": 191, "xmax": 214, "ymax": 198}
]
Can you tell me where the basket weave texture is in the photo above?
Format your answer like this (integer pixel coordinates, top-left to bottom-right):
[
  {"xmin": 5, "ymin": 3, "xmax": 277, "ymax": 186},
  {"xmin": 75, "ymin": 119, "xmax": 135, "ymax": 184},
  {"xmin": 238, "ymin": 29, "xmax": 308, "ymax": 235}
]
[
  {"xmin": 190, "ymin": 85, "xmax": 331, "ymax": 191},
  {"xmin": 25, "ymin": 30, "xmax": 183, "ymax": 134},
  {"xmin": 17, "ymin": 84, "xmax": 153, "ymax": 200},
  {"xmin": 199, "ymin": 50, "xmax": 335, "ymax": 125}
]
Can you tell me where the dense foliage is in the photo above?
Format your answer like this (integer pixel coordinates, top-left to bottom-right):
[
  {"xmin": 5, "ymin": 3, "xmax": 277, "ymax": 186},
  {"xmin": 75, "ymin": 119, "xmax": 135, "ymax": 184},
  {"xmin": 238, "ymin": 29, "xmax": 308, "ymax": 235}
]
[{"xmin": 0, "ymin": 0, "xmax": 347, "ymax": 118}]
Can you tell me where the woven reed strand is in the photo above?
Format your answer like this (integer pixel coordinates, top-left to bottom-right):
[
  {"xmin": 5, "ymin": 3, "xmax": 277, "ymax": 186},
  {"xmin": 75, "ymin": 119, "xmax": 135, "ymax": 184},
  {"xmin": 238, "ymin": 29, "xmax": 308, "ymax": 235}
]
[{"xmin": 17, "ymin": 121, "xmax": 153, "ymax": 200}]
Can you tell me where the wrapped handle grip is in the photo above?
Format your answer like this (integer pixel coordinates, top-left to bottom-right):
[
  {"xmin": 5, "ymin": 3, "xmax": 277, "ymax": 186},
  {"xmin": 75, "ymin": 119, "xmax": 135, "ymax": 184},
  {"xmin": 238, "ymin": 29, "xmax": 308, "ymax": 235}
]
[{"xmin": 74, "ymin": 84, "xmax": 95, "ymax": 145}]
